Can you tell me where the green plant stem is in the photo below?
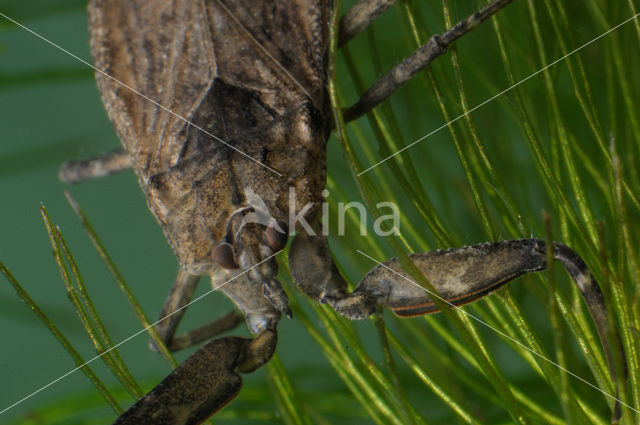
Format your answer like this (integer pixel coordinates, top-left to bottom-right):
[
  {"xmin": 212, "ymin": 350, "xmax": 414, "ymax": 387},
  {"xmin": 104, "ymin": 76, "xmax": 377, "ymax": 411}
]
[
  {"xmin": 64, "ymin": 191, "xmax": 177, "ymax": 368},
  {"xmin": 0, "ymin": 261, "xmax": 122, "ymax": 414},
  {"xmin": 329, "ymin": 2, "xmax": 530, "ymax": 423}
]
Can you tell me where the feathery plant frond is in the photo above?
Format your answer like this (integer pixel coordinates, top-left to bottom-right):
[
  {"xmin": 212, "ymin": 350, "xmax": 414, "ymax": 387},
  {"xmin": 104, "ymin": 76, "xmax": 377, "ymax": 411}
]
[{"xmin": 1, "ymin": 0, "xmax": 639, "ymax": 424}]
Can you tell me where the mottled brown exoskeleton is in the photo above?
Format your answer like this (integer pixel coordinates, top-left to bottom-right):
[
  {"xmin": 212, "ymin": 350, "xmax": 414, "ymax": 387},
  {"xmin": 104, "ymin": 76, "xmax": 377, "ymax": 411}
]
[{"xmin": 59, "ymin": 0, "xmax": 624, "ymax": 424}]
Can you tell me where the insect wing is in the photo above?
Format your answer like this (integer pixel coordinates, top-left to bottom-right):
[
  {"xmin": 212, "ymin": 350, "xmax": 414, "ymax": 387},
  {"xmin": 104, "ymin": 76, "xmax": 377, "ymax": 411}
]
[{"xmin": 88, "ymin": 0, "xmax": 329, "ymax": 181}]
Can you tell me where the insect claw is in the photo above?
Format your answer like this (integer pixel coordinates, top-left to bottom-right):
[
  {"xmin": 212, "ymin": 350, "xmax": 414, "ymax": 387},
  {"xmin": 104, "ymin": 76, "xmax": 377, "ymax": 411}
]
[
  {"xmin": 237, "ymin": 329, "xmax": 278, "ymax": 373},
  {"xmin": 262, "ymin": 278, "xmax": 292, "ymax": 317},
  {"xmin": 113, "ymin": 329, "xmax": 279, "ymax": 424}
]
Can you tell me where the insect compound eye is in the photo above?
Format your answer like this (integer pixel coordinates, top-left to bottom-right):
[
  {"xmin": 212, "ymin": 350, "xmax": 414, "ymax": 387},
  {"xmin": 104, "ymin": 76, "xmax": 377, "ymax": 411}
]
[
  {"xmin": 266, "ymin": 223, "xmax": 288, "ymax": 251},
  {"xmin": 213, "ymin": 242, "xmax": 239, "ymax": 270}
]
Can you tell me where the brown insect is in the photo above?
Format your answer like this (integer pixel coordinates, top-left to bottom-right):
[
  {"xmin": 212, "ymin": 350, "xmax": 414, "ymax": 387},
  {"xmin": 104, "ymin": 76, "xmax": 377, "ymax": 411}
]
[{"xmin": 59, "ymin": 0, "xmax": 624, "ymax": 424}]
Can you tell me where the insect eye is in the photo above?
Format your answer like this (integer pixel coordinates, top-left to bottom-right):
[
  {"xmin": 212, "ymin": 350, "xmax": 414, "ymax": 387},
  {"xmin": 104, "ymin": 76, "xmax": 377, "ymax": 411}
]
[
  {"xmin": 213, "ymin": 242, "xmax": 239, "ymax": 269},
  {"xmin": 266, "ymin": 224, "xmax": 288, "ymax": 251}
]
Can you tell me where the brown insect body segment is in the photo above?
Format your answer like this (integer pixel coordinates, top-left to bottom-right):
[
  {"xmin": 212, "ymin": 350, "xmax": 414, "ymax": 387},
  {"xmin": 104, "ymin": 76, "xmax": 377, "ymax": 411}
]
[
  {"xmin": 89, "ymin": 3, "xmax": 330, "ymax": 422},
  {"xmin": 365, "ymin": 239, "xmax": 549, "ymax": 316},
  {"xmin": 113, "ymin": 336, "xmax": 250, "ymax": 425},
  {"xmin": 89, "ymin": 0, "xmax": 330, "ymax": 334}
]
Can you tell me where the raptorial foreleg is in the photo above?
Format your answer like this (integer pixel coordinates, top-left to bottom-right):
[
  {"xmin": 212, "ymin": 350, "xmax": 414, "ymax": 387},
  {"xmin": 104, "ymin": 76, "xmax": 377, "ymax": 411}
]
[
  {"xmin": 59, "ymin": 149, "xmax": 131, "ymax": 183},
  {"xmin": 150, "ymin": 269, "xmax": 243, "ymax": 352},
  {"xmin": 289, "ymin": 234, "xmax": 625, "ymax": 422},
  {"xmin": 113, "ymin": 329, "xmax": 277, "ymax": 425},
  {"xmin": 289, "ymin": 232, "xmax": 378, "ymax": 319}
]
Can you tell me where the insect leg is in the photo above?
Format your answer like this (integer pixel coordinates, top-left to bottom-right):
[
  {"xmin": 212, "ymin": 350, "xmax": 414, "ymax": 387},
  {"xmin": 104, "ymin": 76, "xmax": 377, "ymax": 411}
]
[
  {"xmin": 114, "ymin": 336, "xmax": 248, "ymax": 425},
  {"xmin": 292, "ymin": 235, "xmax": 623, "ymax": 420},
  {"xmin": 151, "ymin": 268, "xmax": 243, "ymax": 352},
  {"xmin": 164, "ymin": 311, "xmax": 244, "ymax": 352},
  {"xmin": 113, "ymin": 330, "xmax": 277, "ymax": 425},
  {"xmin": 356, "ymin": 239, "xmax": 625, "ymax": 422},
  {"xmin": 113, "ymin": 329, "xmax": 277, "ymax": 425},
  {"xmin": 343, "ymin": 0, "xmax": 514, "ymax": 122},
  {"xmin": 289, "ymin": 231, "xmax": 378, "ymax": 319},
  {"xmin": 339, "ymin": 0, "xmax": 397, "ymax": 47},
  {"xmin": 59, "ymin": 149, "xmax": 131, "ymax": 183}
]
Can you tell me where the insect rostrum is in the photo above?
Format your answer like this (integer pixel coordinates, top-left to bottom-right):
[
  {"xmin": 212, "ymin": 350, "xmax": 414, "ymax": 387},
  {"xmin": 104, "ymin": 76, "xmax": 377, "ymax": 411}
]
[{"xmin": 65, "ymin": 0, "xmax": 626, "ymax": 424}]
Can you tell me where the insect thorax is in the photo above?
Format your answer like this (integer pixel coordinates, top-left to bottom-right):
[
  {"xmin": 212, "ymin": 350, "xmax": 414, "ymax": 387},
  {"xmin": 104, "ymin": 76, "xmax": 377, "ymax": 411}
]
[{"xmin": 143, "ymin": 104, "xmax": 328, "ymax": 275}]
